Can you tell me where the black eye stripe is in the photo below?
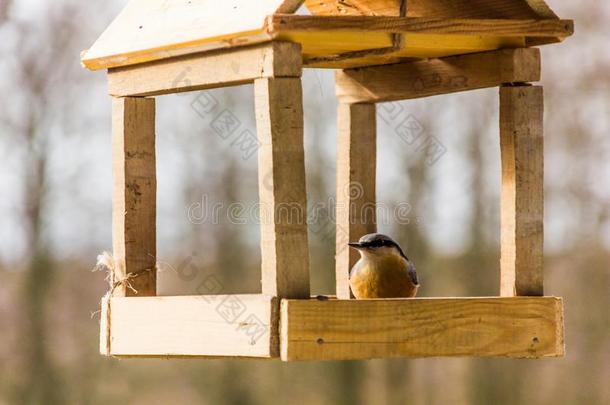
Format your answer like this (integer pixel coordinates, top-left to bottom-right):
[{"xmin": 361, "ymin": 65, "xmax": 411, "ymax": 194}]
[{"xmin": 363, "ymin": 240, "xmax": 394, "ymax": 248}]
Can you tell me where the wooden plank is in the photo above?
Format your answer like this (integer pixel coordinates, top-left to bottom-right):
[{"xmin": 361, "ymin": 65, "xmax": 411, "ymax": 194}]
[
  {"xmin": 305, "ymin": 0, "xmax": 403, "ymax": 16},
  {"xmin": 278, "ymin": 30, "xmax": 395, "ymax": 59},
  {"xmin": 500, "ymin": 85, "xmax": 544, "ymax": 297},
  {"xmin": 267, "ymin": 15, "xmax": 573, "ymax": 38},
  {"xmin": 112, "ymin": 97, "xmax": 156, "ymax": 297},
  {"xmin": 108, "ymin": 42, "xmax": 302, "ymax": 97},
  {"xmin": 276, "ymin": 0, "xmax": 306, "ymax": 13},
  {"xmin": 81, "ymin": 0, "xmax": 304, "ymax": 70},
  {"xmin": 255, "ymin": 77, "xmax": 310, "ymax": 299},
  {"xmin": 335, "ymin": 48, "xmax": 541, "ymax": 103},
  {"xmin": 302, "ymin": 34, "xmax": 524, "ymax": 69},
  {"xmin": 100, "ymin": 296, "xmax": 111, "ymax": 355},
  {"xmin": 304, "ymin": 0, "xmax": 559, "ymax": 19},
  {"xmin": 270, "ymin": 16, "xmax": 571, "ymax": 68},
  {"xmin": 280, "ymin": 297, "xmax": 564, "ymax": 361},
  {"xmin": 103, "ymin": 295, "xmax": 279, "ymax": 358},
  {"xmin": 82, "ymin": 9, "xmax": 573, "ymax": 71},
  {"xmin": 307, "ymin": 53, "xmax": 405, "ymax": 70},
  {"xmin": 394, "ymin": 33, "xmax": 524, "ymax": 57},
  {"xmin": 335, "ymin": 103, "xmax": 377, "ymax": 299}
]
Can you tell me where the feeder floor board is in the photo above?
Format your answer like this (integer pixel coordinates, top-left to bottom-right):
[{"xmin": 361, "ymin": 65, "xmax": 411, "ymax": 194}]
[
  {"xmin": 280, "ymin": 297, "xmax": 564, "ymax": 361},
  {"xmin": 101, "ymin": 294, "xmax": 279, "ymax": 359},
  {"xmin": 100, "ymin": 296, "xmax": 564, "ymax": 361}
]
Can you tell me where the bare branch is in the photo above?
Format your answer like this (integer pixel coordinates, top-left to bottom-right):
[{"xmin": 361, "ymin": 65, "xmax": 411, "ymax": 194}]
[{"xmin": 0, "ymin": 0, "xmax": 12, "ymax": 25}]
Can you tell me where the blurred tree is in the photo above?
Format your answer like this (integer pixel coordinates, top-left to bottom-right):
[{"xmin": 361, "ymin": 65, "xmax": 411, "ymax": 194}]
[
  {"xmin": 0, "ymin": 2, "xmax": 96, "ymax": 403},
  {"xmin": 0, "ymin": 1, "xmax": 11, "ymax": 24}
]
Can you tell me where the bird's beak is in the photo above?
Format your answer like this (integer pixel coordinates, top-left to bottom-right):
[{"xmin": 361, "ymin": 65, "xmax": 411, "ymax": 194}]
[{"xmin": 348, "ymin": 242, "xmax": 364, "ymax": 249}]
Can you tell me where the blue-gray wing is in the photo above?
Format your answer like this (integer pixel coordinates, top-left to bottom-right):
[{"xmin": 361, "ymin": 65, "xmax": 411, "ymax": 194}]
[{"xmin": 407, "ymin": 261, "xmax": 419, "ymax": 286}]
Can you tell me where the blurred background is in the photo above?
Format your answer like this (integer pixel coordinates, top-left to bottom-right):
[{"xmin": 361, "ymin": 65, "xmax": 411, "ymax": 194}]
[{"xmin": 0, "ymin": 1, "xmax": 608, "ymax": 404}]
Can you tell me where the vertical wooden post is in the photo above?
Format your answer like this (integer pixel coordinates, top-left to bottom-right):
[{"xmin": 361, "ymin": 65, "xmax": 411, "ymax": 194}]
[
  {"xmin": 335, "ymin": 103, "xmax": 377, "ymax": 299},
  {"xmin": 112, "ymin": 97, "xmax": 157, "ymax": 297},
  {"xmin": 499, "ymin": 85, "xmax": 544, "ymax": 297},
  {"xmin": 255, "ymin": 77, "xmax": 310, "ymax": 299}
]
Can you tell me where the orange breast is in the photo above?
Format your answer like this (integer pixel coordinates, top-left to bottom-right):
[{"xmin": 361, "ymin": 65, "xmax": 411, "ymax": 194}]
[{"xmin": 349, "ymin": 256, "xmax": 418, "ymax": 299}]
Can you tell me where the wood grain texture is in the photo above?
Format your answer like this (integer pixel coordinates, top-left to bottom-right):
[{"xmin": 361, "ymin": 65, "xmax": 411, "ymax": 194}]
[
  {"xmin": 336, "ymin": 48, "xmax": 541, "ymax": 103},
  {"xmin": 103, "ymin": 295, "xmax": 279, "ymax": 358},
  {"xmin": 335, "ymin": 103, "xmax": 377, "ymax": 299},
  {"xmin": 305, "ymin": 0, "xmax": 403, "ymax": 16},
  {"xmin": 280, "ymin": 297, "xmax": 564, "ymax": 361},
  {"xmin": 255, "ymin": 78, "xmax": 310, "ymax": 299},
  {"xmin": 81, "ymin": 0, "xmax": 304, "ymax": 70},
  {"xmin": 108, "ymin": 42, "xmax": 302, "ymax": 97},
  {"xmin": 112, "ymin": 97, "xmax": 156, "ymax": 297},
  {"xmin": 267, "ymin": 15, "xmax": 573, "ymax": 38},
  {"xmin": 306, "ymin": 52, "xmax": 406, "ymax": 70},
  {"xmin": 304, "ymin": 0, "xmax": 558, "ymax": 19},
  {"xmin": 500, "ymin": 85, "xmax": 544, "ymax": 297},
  {"xmin": 276, "ymin": 0, "xmax": 306, "ymax": 14}
]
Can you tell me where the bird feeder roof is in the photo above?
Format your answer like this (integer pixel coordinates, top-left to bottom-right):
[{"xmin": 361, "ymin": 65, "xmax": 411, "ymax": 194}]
[{"xmin": 81, "ymin": 0, "xmax": 573, "ymax": 71}]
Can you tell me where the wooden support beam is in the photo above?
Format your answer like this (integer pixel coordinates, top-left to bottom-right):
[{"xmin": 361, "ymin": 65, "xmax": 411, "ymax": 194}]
[
  {"xmin": 267, "ymin": 15, "xmax": 574, "ymax": 38},
  {"xmin": 108, "ymin": 42, "xmax": 302, "ymax": 97},
  {"xmin": 255, "ymin": 77, "xmax": 310, "ymax": 299},
  {"xmin": 101, "ymin": 295, "xmax": 279, "ymax": 358},
  {"xmin": 500, "ymin": 85, "xmax": 544, "ymax": 297},
  {"xmin": 335, "ymin": 103, "xmax": 377, "ymax": 299},
  {"xmin": 280, "ymin": 297, "xmax": 564, "ymax": 361},
  {"xmin": 336, "ymin": 48, "xmax": 540, "ymax": 103},
  {"xmin": 111, "ymin": 97, "xmax": 157, "ymax": 297}
]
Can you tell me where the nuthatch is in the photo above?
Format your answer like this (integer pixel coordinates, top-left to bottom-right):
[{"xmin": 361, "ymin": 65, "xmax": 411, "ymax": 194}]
[{"xmin": 348, "ymin": 233, "xmax": 419, "ymax": 299}]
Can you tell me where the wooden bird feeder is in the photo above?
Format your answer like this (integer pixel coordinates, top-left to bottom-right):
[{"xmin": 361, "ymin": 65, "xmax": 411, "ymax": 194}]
[{"xmin": 83, "ymin": 0, "xmax": 573, "ymax": 361}]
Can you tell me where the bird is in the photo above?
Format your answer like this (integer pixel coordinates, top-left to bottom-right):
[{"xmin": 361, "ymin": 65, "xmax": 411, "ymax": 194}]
[{"xmin": 348, "ymin": 233, "xmax": 419, "ymax": 299}]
